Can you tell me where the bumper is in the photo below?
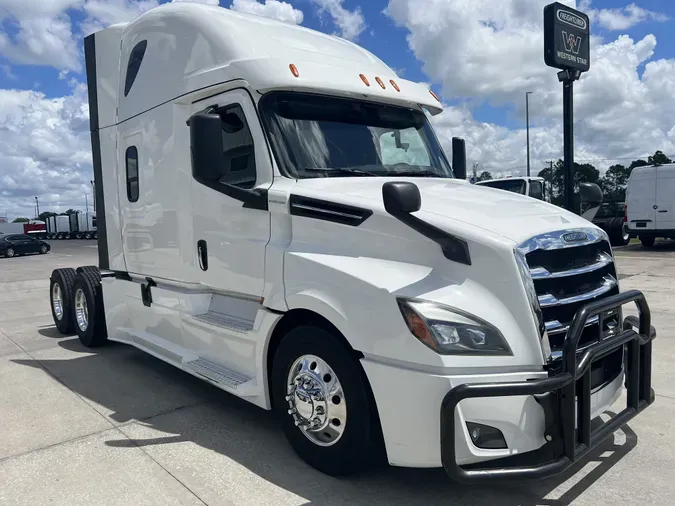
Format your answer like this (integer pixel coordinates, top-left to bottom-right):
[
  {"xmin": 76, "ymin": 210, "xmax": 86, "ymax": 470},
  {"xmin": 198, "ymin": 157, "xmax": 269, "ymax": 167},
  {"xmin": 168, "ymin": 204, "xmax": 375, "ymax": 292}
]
[{"xmin": 440, "ymin": 289, "xmax": 656, "ymax": 483}]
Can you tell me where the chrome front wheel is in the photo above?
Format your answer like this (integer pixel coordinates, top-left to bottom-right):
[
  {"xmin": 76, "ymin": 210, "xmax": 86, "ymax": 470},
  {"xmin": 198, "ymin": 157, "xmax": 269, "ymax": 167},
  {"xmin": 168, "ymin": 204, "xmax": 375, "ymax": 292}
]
[{"xmin": 285, "ymin": 354, "xmax": 347, "ymax": 447}]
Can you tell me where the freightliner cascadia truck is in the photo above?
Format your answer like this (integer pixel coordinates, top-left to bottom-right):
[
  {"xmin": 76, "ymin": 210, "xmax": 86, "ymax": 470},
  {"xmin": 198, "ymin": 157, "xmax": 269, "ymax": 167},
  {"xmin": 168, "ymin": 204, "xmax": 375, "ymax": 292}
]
[{"xmin": 48, "ymin": 2, "xmax": 656, "ymax": 483}]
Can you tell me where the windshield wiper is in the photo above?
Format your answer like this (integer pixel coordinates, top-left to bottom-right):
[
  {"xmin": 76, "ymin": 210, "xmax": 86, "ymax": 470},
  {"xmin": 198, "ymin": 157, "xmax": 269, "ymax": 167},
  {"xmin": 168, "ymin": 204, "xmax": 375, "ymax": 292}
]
[
  {"xmin": 298, "ymin": 167, "xmax": 379, "ymax": 177},
  {"xmin": 384, "ymin": 170, "xmax": 447, "ymax": 178}
]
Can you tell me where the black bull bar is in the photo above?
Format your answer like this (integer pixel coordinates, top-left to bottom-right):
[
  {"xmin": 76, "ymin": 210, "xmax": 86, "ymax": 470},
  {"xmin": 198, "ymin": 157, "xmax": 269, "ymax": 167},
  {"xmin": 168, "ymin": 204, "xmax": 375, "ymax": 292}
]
[{"xmin": 440, "ymin": 289, "xmax": 656, "ymax": 483}]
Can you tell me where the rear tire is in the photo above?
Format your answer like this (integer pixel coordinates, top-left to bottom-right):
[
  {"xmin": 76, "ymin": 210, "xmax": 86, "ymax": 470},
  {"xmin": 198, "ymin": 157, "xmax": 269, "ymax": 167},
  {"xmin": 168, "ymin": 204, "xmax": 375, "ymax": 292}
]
[
  {"xmin": 84, "ymin": 232, "xmax": 92, "ymax": 240},
  {"xmin": 271, "ymin": 325, "xmax": 383, "ymax": 476},
  {"xmin": 640, "ymin": 235, "xmax": 655, "ymax": 248},
  {"xmin": 71, "ymin": 269, "xmax": 107, "ymax": 347},
  {"xmin": 50, "ymin": 268, "xmax": 77, "ymax": 334}
]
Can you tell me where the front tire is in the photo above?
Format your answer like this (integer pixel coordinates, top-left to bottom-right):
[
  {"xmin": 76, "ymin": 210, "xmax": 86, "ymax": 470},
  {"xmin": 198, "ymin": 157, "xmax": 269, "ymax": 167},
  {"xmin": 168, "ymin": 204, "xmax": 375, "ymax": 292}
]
[
  {"xmin": 71, "ymin": 269, "xmax": 108, "ymax": 347},
  {"xmin": 271, "ymin": 325, "xmax": 383, "ymax": 476},
  {"xmin": 5, "ymin": 247, "xmax": 15, "ymax": 258}
]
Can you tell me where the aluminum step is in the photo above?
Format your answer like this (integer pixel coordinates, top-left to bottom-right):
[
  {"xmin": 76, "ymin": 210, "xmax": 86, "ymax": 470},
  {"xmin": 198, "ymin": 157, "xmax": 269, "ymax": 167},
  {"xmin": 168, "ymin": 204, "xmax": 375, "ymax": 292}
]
[
  {"xmin": 192, "ymin": 311, "xmax": 254, "ymax": 333},
  {"xmin": 183, "ymin": 357, "xmax": 251, "ymax": 390}
]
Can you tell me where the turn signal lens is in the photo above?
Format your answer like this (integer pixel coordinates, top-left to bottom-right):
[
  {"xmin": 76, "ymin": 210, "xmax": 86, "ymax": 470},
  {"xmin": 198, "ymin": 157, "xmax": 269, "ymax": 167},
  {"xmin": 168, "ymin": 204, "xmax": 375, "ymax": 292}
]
[
  {"xmin": 397, "ymin": 302, "xmax": 436, "ymax": 350},
  {"xmin": 289, "ymin": 64, "xmax": 299, "ymax": 77}
]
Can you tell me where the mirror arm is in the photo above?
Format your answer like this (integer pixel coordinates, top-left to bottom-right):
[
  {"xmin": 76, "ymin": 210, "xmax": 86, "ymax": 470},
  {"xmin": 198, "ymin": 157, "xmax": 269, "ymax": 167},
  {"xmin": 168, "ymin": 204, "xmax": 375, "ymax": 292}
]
[
  {"xmin": 194, "ymin": 176, "xmax": 268, "ymax": 211},
  {"xmin": 385, "ymin": 209, "xmax": 471, "ymax": 266}
]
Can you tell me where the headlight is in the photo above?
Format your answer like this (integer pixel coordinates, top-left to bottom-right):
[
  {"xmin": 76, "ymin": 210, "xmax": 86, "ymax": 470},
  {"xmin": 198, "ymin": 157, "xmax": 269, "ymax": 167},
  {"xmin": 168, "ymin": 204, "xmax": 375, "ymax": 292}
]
[{"xmin": 397, "ymin": 298, "xmax": 512, "ymax": 355}]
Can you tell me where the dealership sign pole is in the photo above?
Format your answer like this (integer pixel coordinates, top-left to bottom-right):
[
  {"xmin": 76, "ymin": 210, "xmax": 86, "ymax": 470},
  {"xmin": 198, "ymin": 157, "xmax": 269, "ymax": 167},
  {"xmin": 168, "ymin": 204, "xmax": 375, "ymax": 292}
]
[{"xmin": 544, "ymin": 2, "xmax": 590, "ymax": 212}]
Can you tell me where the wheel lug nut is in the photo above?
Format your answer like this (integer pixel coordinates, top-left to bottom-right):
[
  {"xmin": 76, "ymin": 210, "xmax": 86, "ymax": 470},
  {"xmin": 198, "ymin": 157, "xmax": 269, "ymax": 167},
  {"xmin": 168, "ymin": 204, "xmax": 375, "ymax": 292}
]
[
  {"xmin": 288, "ymin": 408, "xmax": 296, "ymax": 414},
  {"xmin": 315, "ymin": 406, "xmax": 324, "ymax": 414},
  {"xmin": 285, "ymin": 395, "xmax": 293, "ymax": 401}
]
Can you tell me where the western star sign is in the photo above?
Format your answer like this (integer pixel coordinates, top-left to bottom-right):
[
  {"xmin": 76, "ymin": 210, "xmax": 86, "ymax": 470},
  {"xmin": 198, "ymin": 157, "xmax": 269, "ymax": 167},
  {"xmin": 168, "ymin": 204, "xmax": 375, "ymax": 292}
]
[{"xmin": 544, "ymin": 2, "xmax": 590, "ymax": 72}]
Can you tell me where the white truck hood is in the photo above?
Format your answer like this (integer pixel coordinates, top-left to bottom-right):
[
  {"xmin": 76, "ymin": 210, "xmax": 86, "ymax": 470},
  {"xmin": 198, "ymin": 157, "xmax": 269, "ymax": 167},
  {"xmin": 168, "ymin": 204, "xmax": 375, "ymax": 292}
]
[{"xmin": 290, "ymin": 177, "xmax": 597, "ymax": 245}]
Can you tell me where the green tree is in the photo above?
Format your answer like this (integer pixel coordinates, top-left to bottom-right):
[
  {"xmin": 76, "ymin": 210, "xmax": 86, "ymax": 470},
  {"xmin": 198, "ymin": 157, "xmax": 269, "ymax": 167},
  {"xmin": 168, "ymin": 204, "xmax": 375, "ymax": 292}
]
[
  {"xmin": 476, "ymin": 171, "xmax": 493, "ymax": 181},
  {"xmin": 537, "ymin": 159, "xmax": 600, "ymax": 206},
  {"xmin": 629, "ymin": 159, "xmax": 649, "ymax": 170},
  {"xmin": 12, "ymin": 217, "xmax": 29, "ymax": 223},
  {"xmin": 37, "ymin": 211, "xmax": 58, "ymax": 222},
  {"xmin": 600, "ymin": 164, "xmax": 629, "ymax": 202},
  {"xmin": 647, "ymin": 150, "xmax": 672, "ymax": 166}
]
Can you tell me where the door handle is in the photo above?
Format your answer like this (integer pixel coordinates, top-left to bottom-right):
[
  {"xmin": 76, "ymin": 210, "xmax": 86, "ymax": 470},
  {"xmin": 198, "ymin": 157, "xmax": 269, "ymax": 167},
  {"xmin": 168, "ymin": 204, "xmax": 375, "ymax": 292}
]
[
  {"xmin": 658, "ymin": 210, "xmax": 668, "ymax": 213},
  {"xmin": 197, "ymin": 239, "xmax": 208, "ymax": 271}
]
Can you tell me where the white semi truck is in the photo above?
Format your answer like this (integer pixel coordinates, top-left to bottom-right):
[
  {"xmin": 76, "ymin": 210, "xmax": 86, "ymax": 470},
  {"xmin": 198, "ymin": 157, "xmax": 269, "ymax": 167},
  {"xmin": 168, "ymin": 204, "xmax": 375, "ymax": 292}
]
[{"xmin": 48, "ymin": 3, "xmax": 656, "ymax": 483}]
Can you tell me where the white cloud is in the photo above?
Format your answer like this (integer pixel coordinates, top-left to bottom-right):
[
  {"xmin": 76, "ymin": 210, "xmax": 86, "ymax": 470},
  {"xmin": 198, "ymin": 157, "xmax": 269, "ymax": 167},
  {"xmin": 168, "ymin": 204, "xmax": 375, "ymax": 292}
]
[
  {"xmin": 172, "ymin": 0, "xmax": 220, "ymax": 4},
  {"xmin": 0, "ymin": 0, "xmax": 83, "ymax": 72},
  {"xmin": 385, "ymin": 0, "xmax": 675, "ymax": 176},
  {"xmin": 580, "ymin": 1, "xmax": 668, "ymax": 31},
  {"xmin": 311, "ymin": 0, "xmax": 366, "ymax": 40},
  {"xmin": 230, "ymin": 0, "xmax": 304, "ymax": 24},
  {"xmin": 0, "ymin": 82, "xmax": 94, "ymax": 218},
  {"xmin": 80, "ymin": 0, "xmax": 159, "ymax": 36}
]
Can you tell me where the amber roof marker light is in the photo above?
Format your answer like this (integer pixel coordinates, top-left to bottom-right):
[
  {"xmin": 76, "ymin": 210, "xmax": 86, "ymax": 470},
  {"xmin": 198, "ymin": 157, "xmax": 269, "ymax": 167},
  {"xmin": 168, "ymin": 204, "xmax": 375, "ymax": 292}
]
[
  {"xmin": 359, "ymin": 73, "xmax": 370, "ymax": 86},
  {"xmin": 289, "ymin": 64, "xmax": 299, "ymax": 77},
  {"xmin": 429, "ymin": 89, "xmax": 441, "ymax": 102},
  {"xmin": 375, "ymin": 77, "xmax": 386, "ymax": 89},
  {"xmin": 389, "ymin": 79, "xmax": 400, "ymax": 92}
]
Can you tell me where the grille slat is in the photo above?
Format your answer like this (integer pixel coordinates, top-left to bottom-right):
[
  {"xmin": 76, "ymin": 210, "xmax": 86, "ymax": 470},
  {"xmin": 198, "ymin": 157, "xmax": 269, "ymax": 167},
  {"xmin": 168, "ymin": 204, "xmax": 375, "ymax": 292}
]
[{"xmin": 520, "ymin": 229, "xmax": 620, "ymax": 354}]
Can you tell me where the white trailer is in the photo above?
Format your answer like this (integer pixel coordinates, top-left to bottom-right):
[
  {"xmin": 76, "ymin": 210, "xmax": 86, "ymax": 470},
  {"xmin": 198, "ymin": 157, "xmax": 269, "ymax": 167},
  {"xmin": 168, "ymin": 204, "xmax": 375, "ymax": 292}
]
[
  {"xmin": 76, "ymin": 211, "xmax": 97, "ymax": 240},
  {"xmin": 54, "ymin": 215, "xmax": 71, "ymax": 239},
  {"xmin": 48, "ymin": 3, "xmax": 656, "ymax": 483}
]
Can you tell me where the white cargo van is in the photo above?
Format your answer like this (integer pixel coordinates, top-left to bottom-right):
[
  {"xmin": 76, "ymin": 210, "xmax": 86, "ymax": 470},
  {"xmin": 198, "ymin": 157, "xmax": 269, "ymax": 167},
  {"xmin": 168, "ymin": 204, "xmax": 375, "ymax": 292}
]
[
  {"xmin": 47, "ymin": 3, "xmax": 656, "ymax": 483},
  {"xmin": 625, "ymin": 163, "xmax": 675, "ymax": 247}
]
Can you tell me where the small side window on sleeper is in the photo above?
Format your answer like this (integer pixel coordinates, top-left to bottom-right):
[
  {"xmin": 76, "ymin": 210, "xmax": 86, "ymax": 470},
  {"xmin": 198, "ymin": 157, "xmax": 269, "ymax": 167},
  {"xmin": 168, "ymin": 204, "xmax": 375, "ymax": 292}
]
[{"xmin": 126, "ymin": 146, "xmax": 139, "ymax": 202}]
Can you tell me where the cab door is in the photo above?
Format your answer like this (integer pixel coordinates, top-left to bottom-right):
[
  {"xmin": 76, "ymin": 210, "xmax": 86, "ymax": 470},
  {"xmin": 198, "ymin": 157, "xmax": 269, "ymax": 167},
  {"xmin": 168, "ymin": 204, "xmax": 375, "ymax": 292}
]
[{"xmin": 188, "ymin": 88, "xmax": 273, "ymax": 300}]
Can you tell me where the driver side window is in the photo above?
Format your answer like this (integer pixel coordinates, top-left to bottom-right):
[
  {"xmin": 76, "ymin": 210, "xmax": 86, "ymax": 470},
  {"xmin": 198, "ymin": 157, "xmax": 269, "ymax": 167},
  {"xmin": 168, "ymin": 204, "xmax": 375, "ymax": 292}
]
[
  {"xmin": 215, "ymin": 104, "xmax": 257, "ymax": 189},
  {"xmin": 378, "ymin": 127, "xmax": 431, "ymax": 166}
]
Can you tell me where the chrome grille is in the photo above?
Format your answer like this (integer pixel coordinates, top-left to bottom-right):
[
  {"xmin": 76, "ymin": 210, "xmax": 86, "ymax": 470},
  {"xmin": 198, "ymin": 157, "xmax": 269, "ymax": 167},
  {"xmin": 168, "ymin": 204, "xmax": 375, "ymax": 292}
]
[{"xmin": 517, "ymin": 228, "xmax": 621, "ymax": 359}]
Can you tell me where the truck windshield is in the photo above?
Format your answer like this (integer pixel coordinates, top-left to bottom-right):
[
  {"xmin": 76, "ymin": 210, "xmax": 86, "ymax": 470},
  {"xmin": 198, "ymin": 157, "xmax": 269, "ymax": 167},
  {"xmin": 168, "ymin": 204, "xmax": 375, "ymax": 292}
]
[{"xmin": 259, "ymin": 92, "xmax": 453, "ymax": 179}]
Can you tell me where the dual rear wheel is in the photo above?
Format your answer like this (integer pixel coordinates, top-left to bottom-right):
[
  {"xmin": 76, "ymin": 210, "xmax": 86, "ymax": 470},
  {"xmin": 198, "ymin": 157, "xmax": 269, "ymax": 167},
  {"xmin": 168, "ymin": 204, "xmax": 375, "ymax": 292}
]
[{"xmin": 49, "ymin": 267, "xmax": 107, "ymax": 347}]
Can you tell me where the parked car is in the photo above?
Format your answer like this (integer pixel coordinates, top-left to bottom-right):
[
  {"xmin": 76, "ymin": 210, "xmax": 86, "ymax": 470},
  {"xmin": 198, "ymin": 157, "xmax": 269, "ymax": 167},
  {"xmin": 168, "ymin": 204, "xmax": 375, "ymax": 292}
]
[{"xmin": 0, "ymin": 234, "xmax": 50, "ymax": 258}]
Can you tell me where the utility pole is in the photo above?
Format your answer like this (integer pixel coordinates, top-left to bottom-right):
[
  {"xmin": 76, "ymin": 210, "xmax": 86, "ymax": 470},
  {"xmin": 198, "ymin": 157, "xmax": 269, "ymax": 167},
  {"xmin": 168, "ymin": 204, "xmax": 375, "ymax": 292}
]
[
  {"xmin": 35, "ymin": 197, "xmax": 39, "ymax": 219},
  {"xmin": 526, "ymin": 91, "xmax": 533, "ymax": 176}
]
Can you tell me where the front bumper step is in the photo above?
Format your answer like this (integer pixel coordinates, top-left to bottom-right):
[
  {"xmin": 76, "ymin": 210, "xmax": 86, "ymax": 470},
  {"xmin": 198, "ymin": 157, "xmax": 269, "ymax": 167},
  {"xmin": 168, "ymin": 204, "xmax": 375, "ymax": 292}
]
[{"xmin": 440, "ymin": 289, "xmax": 656, "ymax": 483}]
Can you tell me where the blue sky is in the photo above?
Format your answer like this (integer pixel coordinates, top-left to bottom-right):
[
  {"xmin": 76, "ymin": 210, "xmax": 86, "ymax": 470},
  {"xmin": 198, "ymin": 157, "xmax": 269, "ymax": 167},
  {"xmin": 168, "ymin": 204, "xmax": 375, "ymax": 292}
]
[
  {"xmin": 5, "ymin": 0, "xmax": 671, "ymax": 124},
  {"xmin": 1, "ymin": 0, "xmax": 674, "ymax": 218}
]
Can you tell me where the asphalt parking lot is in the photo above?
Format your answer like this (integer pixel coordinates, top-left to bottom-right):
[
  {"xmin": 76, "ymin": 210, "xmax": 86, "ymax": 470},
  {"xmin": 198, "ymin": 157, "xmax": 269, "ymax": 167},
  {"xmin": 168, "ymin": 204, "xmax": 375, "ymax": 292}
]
[{"xmin": 1, "ymin": 240, "xmax": 674, "ymax": 505}]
